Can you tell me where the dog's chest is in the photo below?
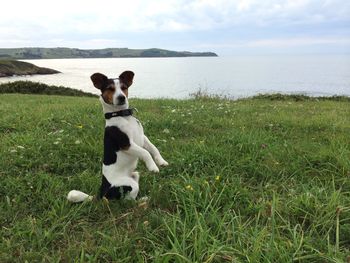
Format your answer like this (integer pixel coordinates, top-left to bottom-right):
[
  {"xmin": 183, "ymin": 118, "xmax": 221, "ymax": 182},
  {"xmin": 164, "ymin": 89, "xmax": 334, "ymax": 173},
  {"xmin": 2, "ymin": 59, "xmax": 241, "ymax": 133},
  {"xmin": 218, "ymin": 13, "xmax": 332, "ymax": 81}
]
[{"xmin": 107, "ymin": 116, "xmax": 144, "ymax": 146}]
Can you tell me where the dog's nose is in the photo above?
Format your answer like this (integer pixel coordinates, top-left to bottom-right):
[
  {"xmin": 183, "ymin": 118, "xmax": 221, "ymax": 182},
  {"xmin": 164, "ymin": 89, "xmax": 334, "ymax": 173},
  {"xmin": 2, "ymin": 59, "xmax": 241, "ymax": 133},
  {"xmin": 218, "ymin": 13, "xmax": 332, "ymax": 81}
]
[{"xmin": 117, "ymin": 95, "xmax": 126, "ymax": 104}]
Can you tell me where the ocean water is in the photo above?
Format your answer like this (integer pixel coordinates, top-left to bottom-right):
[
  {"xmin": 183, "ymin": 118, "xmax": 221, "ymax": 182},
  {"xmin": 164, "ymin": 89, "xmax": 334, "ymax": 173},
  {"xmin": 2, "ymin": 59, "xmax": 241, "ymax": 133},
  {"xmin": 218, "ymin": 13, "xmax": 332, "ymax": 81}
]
[{"xmin": 1, "ymin": 55, "xmax": 349, "ymax": 99}]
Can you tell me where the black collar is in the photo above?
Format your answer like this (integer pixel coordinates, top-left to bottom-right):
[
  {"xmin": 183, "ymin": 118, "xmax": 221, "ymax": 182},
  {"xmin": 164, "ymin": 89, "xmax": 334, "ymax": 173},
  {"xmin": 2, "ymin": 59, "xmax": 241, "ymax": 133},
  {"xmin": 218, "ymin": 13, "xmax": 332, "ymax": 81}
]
[{"xmin": 104, "ymin": 109, "xmax": 134, "ymax": 119}]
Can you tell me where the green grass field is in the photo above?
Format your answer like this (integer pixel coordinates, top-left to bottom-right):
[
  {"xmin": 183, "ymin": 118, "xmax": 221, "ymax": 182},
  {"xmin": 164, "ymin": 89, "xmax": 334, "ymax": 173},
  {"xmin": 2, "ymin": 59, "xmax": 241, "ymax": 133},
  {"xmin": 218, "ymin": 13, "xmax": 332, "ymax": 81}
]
[{"xmin": 1, "ymin": 93, "xmax": 350, "ymax": 262}]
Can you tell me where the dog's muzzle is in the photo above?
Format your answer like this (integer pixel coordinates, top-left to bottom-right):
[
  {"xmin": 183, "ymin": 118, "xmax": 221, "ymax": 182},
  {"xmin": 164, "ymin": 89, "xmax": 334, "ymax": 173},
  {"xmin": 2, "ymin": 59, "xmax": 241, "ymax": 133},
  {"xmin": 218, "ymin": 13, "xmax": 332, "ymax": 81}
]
[{"xmin": 117, "ymin": 95, "xmax": 126, "ymax": 105}]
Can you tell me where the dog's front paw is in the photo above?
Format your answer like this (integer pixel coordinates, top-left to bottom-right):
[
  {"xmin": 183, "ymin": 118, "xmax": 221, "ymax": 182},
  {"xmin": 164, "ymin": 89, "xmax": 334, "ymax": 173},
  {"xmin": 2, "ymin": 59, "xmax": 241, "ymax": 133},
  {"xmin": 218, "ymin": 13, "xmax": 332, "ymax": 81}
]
[
  {"xmin": 155, "ymin": 157, "xmax": 169, "ymax": 167},
  {"xmin": 159, "ymin": 160, "xmax": 169, "ymax": 166},
  {"xmin": 147, "ymin": 162, "xmax": 159, "ymax": 173}
]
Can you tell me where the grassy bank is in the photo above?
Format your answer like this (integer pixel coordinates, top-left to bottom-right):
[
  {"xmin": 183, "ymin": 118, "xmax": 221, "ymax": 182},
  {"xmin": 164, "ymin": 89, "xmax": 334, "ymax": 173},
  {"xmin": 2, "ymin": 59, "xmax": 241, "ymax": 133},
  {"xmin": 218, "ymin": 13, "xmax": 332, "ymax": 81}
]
[
  {"xmin": 0, "ymin": 60, "xmax": 59, "ymax": 77},
  {"xmin": 0, "ymin": 92, "xmax": 349, "ymax": 262},
  {"xmin": 0, "ymin": 81, "xmax": 96, "ymax": 97}
]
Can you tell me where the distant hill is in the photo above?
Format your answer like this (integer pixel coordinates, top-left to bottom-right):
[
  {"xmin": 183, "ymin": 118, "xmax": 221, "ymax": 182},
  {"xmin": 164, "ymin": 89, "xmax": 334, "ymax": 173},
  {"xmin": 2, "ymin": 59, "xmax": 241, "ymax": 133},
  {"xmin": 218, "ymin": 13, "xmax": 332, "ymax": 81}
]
[
  {"xmin": 0, "ymin": 48, "xmax": 218, "ymax": 59},
  {"xmin": 0, "ymin": 60, "xmax": 60, "ymax": 77}
]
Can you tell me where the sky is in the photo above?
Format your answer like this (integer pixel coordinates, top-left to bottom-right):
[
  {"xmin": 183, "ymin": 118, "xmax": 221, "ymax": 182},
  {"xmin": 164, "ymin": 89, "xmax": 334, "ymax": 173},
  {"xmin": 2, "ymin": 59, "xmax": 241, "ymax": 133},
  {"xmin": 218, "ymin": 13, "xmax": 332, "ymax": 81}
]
[{"xmin": 0, "ymin": 0, "xmax": 349, "ymax": 55}]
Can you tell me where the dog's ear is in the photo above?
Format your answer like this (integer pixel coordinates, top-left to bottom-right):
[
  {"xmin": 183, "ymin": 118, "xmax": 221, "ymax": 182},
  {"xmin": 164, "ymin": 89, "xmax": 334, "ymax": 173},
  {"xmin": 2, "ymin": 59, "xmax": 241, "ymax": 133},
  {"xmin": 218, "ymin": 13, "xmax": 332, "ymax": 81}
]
[
  {"xmin": 119, "ymin": 71, "xmax": 134, "ymax": 89},
  {"xmin": 91, "ymin": 73, "xmax": 108, "ymax": 90}
]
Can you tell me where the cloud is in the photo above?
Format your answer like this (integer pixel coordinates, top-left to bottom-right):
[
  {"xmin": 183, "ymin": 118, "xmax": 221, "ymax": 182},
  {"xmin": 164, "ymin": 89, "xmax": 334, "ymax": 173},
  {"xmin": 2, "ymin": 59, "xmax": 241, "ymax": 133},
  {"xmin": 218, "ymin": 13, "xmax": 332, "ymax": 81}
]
[
  {"xmin": 0, "ymin": 0, "xmax": 349, "ymax": 53},
  {"xmin": 2, "ymin": 0, "xmax": 349, "ymax": 32},
  {"xmin": 248, "ymin": 37, "xmax": 350, "ymax": 47},
  {"xmin": 197, "ymin": 36, "xmax": 350, "ymax": 48}
]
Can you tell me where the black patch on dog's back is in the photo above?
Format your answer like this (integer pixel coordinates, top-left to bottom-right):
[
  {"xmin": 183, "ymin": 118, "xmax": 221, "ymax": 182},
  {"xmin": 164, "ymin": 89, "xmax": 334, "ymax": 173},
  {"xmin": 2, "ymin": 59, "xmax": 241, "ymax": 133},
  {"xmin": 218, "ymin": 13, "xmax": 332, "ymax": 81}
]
[
  {"xmin": 99, "ymin": 175, "xmax": 132, "ymax": 199},
  {"xmin": 103, "ymin": 126, "xmax": 130, "ymax": 165}
]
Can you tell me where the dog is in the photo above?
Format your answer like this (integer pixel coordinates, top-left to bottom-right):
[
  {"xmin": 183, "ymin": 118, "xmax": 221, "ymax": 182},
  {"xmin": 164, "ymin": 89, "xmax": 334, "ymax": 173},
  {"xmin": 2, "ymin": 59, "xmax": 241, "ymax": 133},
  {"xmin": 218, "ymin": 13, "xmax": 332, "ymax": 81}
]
[{"xmin": 67, "ymin": 71, "xmax": 168, "ymax": 202}]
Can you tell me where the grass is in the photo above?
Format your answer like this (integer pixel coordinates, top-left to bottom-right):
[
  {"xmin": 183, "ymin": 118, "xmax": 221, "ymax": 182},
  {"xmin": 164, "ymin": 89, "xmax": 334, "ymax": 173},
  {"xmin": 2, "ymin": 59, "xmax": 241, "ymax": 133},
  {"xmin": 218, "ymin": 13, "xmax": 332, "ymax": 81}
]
[
  {"xmin": 0, "ymin": 92, "xmax": 350, "ymax": 262},
  {"xmin": 0, "ymin": 81, "xmax": 96, "ymax": 97}
]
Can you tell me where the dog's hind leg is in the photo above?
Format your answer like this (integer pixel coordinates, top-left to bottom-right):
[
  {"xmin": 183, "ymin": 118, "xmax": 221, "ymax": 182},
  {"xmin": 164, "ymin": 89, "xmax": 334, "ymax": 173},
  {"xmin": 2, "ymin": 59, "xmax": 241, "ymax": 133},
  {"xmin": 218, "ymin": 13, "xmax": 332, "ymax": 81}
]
[
  {"xmin": 143, "ymin": 136, "xmax": 169, "ymax": 166},
  {"xmin": 131, "ymin": 171, "xmax": 140, "ymax": 183},
  {"xmin": 127, "ymin": 184, "xmax": 139, "ymax": 200},
  {"xmin": 130, "ymin": 171, "xmax": 149, "ymax": 202}
]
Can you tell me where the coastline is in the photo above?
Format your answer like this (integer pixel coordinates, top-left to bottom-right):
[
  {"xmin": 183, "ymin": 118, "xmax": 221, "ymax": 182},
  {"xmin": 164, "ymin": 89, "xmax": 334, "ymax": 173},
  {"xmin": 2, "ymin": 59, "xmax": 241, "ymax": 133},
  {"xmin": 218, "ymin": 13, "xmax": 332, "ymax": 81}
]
[{"xmin": 0, "ymin": 60, "xmax": 60, "ymax": 78}]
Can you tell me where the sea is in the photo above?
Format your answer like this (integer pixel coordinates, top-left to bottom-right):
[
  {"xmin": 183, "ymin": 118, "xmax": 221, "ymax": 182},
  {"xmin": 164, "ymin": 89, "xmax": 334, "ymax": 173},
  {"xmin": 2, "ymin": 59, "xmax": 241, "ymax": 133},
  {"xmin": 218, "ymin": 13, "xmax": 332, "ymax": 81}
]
[{"xmin": 1, "ymin": 55, "xmax": 349, "ymax": 99}]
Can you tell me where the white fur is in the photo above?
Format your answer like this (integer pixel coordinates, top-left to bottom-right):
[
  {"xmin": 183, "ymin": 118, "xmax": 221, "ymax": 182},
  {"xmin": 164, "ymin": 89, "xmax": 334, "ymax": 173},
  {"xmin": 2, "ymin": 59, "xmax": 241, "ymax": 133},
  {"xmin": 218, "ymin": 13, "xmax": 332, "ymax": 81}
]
[
  {"xmin": 67, "ymin": 85, "xmax": 168, "ymax": 203},
  {"xmin": 67, "ymin": 190, "xmax": 93, "ymax": 202}
]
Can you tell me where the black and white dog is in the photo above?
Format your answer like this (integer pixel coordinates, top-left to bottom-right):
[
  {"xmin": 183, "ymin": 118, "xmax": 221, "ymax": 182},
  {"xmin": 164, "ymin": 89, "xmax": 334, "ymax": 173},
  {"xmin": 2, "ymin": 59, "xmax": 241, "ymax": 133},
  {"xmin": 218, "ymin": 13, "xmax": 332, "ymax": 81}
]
[{"xmin": 67, "ymin": 71, "xmax": 168, "ymax": 202}]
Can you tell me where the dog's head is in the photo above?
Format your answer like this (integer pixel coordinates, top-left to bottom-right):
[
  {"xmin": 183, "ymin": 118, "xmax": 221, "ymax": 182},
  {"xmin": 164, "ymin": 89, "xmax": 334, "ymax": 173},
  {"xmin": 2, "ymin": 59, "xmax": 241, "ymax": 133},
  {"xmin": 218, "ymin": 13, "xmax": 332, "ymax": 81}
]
[{"xmin": 90, "ymin": 71, "xmax": 134, "ymax": 110}]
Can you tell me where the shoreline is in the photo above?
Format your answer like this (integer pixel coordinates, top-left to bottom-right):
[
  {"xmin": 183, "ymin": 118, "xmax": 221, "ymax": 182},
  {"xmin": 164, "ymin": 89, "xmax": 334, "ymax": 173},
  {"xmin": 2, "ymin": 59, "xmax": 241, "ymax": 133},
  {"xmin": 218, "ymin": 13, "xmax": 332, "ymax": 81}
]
[
  {"xmin": 0, "ymin": 80, "xmax": 349, "ymax": 101},
  {"xmin": 0, "ymin": 47, "xmax": 218, "ymax": 60}
]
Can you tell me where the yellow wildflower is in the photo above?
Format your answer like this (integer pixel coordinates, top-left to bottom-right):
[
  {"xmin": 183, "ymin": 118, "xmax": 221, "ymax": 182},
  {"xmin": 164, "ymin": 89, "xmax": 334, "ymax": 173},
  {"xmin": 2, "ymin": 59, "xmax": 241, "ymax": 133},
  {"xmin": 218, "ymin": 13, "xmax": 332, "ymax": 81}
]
[{"xmin": 185, "ymin": 185, "xmax": 194, "ymax": 191}]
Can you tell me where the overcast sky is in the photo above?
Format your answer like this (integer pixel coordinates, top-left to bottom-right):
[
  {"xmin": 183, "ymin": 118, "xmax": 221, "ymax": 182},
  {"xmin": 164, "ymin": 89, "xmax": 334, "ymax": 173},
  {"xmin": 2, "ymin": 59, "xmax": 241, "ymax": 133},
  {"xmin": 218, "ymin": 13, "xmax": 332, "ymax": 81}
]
[{"xmin": 1, "ymin": 0, "xmax": 349, "ymax": 55}]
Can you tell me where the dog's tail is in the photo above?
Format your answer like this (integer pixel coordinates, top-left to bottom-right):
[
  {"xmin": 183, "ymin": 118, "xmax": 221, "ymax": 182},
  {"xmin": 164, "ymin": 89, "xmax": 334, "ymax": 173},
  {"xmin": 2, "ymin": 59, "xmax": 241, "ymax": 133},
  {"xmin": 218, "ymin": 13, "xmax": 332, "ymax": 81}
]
[{"xmin": 67, "ymin": 190, "xmax": 93, "ymax": 203}]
